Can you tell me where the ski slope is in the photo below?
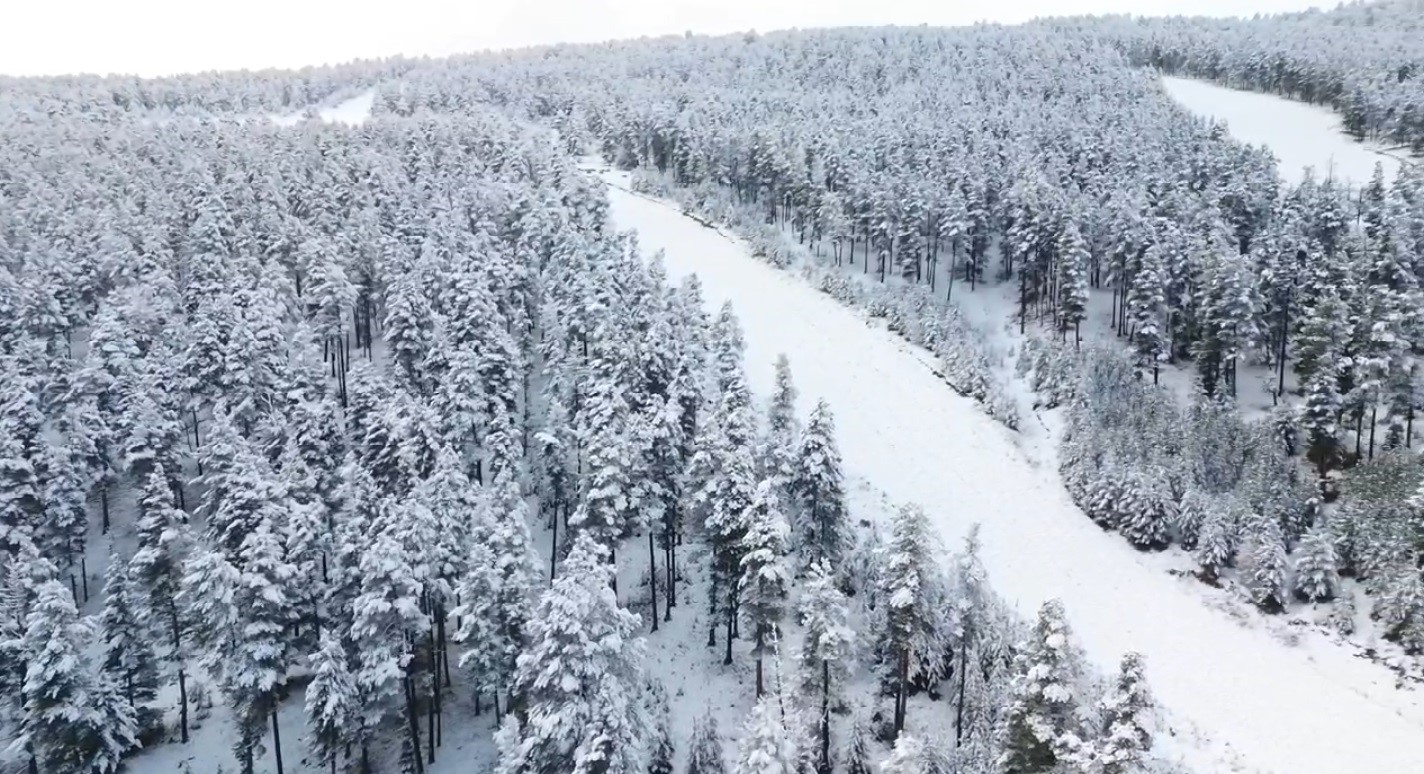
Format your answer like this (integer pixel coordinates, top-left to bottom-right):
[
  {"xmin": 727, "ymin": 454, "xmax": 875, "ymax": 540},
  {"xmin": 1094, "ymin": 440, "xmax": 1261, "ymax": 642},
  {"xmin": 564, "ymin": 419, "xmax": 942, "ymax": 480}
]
[
  {"xmin": 1161, "ymin": 76, "xmax": 1403, "ymax": 189},
  {"xmin": 601, "ymin": 171, "xmax": 1424, "ymax": 774}
]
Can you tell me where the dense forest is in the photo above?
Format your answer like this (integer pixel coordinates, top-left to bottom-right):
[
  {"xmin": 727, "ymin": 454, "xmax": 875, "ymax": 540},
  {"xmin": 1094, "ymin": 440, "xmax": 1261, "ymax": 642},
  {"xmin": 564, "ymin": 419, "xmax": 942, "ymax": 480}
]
[{"xmin": 3, "ymin": 2, "xmax": 1424, "ymax": 773}]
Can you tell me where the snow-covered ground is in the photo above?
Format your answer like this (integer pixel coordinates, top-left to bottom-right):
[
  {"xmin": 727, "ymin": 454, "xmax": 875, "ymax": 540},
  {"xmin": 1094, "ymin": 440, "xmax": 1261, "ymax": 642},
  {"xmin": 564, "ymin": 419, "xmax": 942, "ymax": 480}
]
[
  {"xmin": 1161, "ymin": 76, "xmax": 1405, "ymax": 189},
  {"xmin": 601, "ymin": 169, "xmax": 1424, "ymax": 774},
  {"xmin": 270, "ymin": 89, "xmax": 375, "ymax": 127}
]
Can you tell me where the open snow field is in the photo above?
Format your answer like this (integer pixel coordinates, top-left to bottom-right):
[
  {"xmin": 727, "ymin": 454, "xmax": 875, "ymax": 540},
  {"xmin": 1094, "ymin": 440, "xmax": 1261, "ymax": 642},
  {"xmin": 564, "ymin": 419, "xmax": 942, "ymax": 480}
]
[
  {"xmin": 270, "ymin": 89, "xmax": 375, "ymax": 126},
  {"xmin": 1161, "ymin": 76, "xmax": 1404, "ymax": 189},
  {"xmin": 601, "ymin": 169, "xmax": 1424, "ymax": 773}
]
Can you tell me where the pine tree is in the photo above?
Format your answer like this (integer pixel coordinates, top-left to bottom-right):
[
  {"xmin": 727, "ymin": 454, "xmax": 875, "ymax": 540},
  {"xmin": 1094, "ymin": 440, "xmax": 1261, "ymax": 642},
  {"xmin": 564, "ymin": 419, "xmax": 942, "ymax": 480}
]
[
  {"xmin": 1056, "ymin": 221, "xmax": 1090, "ymax": 346},
  {"xmin": 764, "ymin": 354, "xmax": 800, "ymax": 487},
  {"xmin": 687, "ymin": 712, "xmax": 730, "ymax": 774},
  {"xmin": 99, "ymin": 554, "xmax": 159, "ymax": 709},
  {"xmin": 998, "ymin": 599, "xmax": 1086, "ymax": 773},
  {"xmin": 799, "ymin": 560, "xmax": 854, "ymax": 774},
  {"xmin": 699, "ymin": 376, "xmax": 759, "ymax": 663},
  {"xmin": 842, "ymin": 712, "xmax": 873, "ymax": 774},
  {"xmin": 1090, "ymin": 652, "xmax": 1153, "ymax": 774},
  {"xmin": 455, "ymin": 470, "xmax": 539, "ymax": 719},
  {"xmin": 1294, "ymin": 525, "xmax": 1340, "ymax": 603},
  {"xmin": 1241, "ymin": 518, "xmax": 1289, "ymax": 613},
  {"xmin": 495, "ymin": 534, "xmax": 648, "ymax": 774},
  {"xmin": 880, "ymin": 504, "xmax": 946, "ymax": 739},
  {"xmin": 128, "ymin": 465, "xmax": 192, "ymax": 741},
  {"xmin": 648, "ymin": 682, "xmax": 675, "ymax": 774},
  {"xmin": 790, "ymin": 400, "xmax": 851, "ymax": 573},
  {"xmin": 1194, "ymin": 500, "xmax": 1238, "ymax": 584},
  {"xmin": 740, "ymin": 480, "xmax": 792, "ymax": 698},
  {"xmin": 21, "ymin": 580, "xmax": 138, "ymax": 773},
  {"xmin": 305, "ymin": 631, "xmax": 357, "ymax": 774},
  {"xmin": 1127, "ymin": 243, "xmax": 1169, "ymax": 382},
  {"xmin": 880, "ymin": 734, "xmax": 927, "ymax": 774},
  {"xmin": 735, "ymin": 695, "xmax": 799, "ymax": 774}
]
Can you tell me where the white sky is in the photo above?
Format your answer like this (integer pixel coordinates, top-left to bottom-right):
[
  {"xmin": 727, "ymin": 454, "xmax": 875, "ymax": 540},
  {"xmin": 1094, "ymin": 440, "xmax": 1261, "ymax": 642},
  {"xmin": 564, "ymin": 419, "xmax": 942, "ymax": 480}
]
[{"xmin": 2, "ymin": 0, "xmax": 1328, "ymax": 77}]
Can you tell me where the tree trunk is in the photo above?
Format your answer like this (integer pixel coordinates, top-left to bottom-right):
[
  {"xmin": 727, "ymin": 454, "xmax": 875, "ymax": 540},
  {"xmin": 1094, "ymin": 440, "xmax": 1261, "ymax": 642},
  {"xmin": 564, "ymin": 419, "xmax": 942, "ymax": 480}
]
[
  {"xmin": 724, "ymin": 603, "xmax": 735, "ymax": 666},
  {"xmin": 819, "ymin": 658, "xmax": 831, "ymax": 772},
  {"xmin": 178, "ymin": 667, "xmax": 190, "ymax": 743},
  {"xmin": 271, "ymin": 706, "xmax": 286, "ymax": 774},
  {"xmin": 648, "ymin": 531, "xmax": 659, "ymax": 633},
  {"xmin": 754, "ymin": 625, "xmax": 765, "ymax": 698}
]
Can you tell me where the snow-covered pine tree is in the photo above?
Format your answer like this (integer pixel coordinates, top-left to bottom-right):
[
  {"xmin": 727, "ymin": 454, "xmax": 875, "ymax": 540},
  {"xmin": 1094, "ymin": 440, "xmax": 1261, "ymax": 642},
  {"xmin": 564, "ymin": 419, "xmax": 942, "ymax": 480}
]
[
  {"xmin": 1194, "ymin": 499, "xmax": 1239, "ymax": 584},
  {"xmin": 128, "ymin": 464, "xmax": 193, "ymax": 741},
  {"xmin": 842, "ymin": 711, "xmax": 873, "ymax": 774},
  {"xmin": 740, "ymin": 479, "xmax": 792, "ymax": 698},
  {"xmin": 687, "ymin": 711, "xmax": 730, "ymax": 774},
  {"xmin": 1127, "ymin": 242, "xmax": 1169, "ymax": 383},
  {"xmin": 1240, "ymin": 517, "xmax": 1289, "ymax": 613},
  {"xmin": 790, "ymin": 400, "xmax": 851, "ymax": 572},
  {"xmin": 763, "ymin": 354, "xmax": 800, "ymax": 487},
  {"xmin": 495, "ymin": 534, "xmax": 648, "ymax": 774},
  {"xmin": 879, "ymin": 503, "xmax": 946, "ymax": 738},
  {"xmin": 305, "ymin": 631, "xmax": 357, "ymax": 774},
  {"xmin": 648, "ymin": 681, "xmax": 675, "ymax": 774},
  {"xmin": 880, "ymin": 733, "xmax": 927, "ymax": 774},
  {"xmin": 712, "ymin": 301, "xmax": 747, "ymax": 394},
  {"xmin": 700, "ymin": 376, "xmax": 759, "ymax": 662},
  {"xmin": 21, "ymin": 580, "xmax": 138, "ymax": 773},
  {"xmin": 998, "ymin": 599, "xmax": 1086, "ymax": 773},
  {"xmin": 798, "ymin": 559, "xmax": 854, "ymax": 773},
  {"xmin": 1055, "ymin": 221, "xmax": 1090, "ymax": 347},
  {"xmin": 99, "ymin": 553, "xmax": 159, "ymax": 710},
  {"xmin": 735, "ymin": 694, "xmax": 799, "ymax": 774},
  {"xmin": 455, "ymin": 467, "xmax": 539, "ymax": 719},
  {"xmin": 1090, "ymin": 652, "xmax": 1153, "ymax": 774},
  {"xmin": 1294, "ymin": 524, "xmax": 1340, "ymax": 603}
]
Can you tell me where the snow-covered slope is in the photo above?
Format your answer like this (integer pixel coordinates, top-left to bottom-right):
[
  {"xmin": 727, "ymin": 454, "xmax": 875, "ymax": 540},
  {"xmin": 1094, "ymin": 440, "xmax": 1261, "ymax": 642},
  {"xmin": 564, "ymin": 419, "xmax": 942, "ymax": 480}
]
[
  {"xmin": 270, "ymin": 89, "xmax": 375, "ymax": 127},
  {"xmin": 601, "ymin": 170, "xmax": 1424, "ymax": 774},
  {"xmin": 1161, "ymin": 75, "xmax": 1403, "ymax": 189}
]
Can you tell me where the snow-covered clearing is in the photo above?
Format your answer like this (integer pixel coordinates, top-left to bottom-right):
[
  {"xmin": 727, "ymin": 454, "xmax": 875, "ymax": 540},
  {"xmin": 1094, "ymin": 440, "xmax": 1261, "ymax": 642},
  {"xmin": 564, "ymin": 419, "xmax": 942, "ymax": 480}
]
[
  {"xmin": 1161, "ymin": 75, "xmax": 1404, "ymax": 189},
  {"xmin": 270, "ymin": 89, "xmax": 375, "ymax": 127},
  {"xmin": 602, "ymin": 169, "xmax": 1424, "ymax": 774}
]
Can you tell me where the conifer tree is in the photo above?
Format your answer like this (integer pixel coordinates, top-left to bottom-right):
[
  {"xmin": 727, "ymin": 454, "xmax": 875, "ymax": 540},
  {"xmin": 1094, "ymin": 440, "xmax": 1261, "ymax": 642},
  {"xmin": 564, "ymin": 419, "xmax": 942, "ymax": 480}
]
[
  {"xmin": 1127, "ymin": 243, "xmax": 1168, "ymax": 382},
  {"xmin": 842, "ymin": 712, "xmax": 873, "ymax": 774},
  {"xmin": 99, "ymin": 554, "xmax": 159, "ymax": 709},
  {"xmin": 21, "ymin": 580, "xmax": 138, "ymax": 774},
  {"xmin": 764, "ymin": 354, "xmax": 800, "ymax": 486},
  {"xmin": 880, "ymin": 504, "xmax": 945, "ymax": 739},
  {"xmin": 1091, "ymin": 652, "xmax": 1153, "ymax": 774},
  {"xmin": 798, "ymin": 560, "xmax": 854, "ymax": 773},
  {"xmin": 495, "ymin": 534, "xmax": 648, "ymax": 774},
  {"xmin": 881, "ymin": 734, "xmax": 927, "ymax": 774},
  {"xmin": 739, "ymin": 480, "xmax": 792, "ymax": 697},
  {"xmin": 1055, "ymin": 221, "xmax": 1090, "ymax": 346},
  {"xmin": 648, "ymin": 682, "xmax": 675, "ymax": 774},
  {"xmin": 687, "ymin": 712, "xmax": 730, "ymax": 774},
  {"xmin": 791, "ymin": 400, "xmax": 851, "ymax": 572},
  {"xmin": 998, "ymin": 599, "xmax": 1086, "ymax": 773},
  {"xmin": 1241, "ymin": 518, "xmax": 1289, "ymax": 613},
  {"xmin": 735, "ymin": 695, "xmax": 799, "ymax": 774},
  {"xmin": 305, "ymin": 631, "xmax": 357, "ymax": 774},
  {"xmin": 1294, "ymin": 525, "xmax": 1340, "ymax": 603}
]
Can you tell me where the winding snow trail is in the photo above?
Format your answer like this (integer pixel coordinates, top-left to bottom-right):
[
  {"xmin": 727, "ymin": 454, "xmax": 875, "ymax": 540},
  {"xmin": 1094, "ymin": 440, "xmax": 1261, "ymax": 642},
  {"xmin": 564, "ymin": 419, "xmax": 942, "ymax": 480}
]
[{"xmin": 603, "ymin": 171, "xmax": 1424, "ymax": 773}]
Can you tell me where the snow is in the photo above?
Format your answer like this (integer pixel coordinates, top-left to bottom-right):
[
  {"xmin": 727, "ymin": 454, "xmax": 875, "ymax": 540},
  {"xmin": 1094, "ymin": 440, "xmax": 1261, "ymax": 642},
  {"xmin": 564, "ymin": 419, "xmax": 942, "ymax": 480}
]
[
  {"xmin": 601, "ymin": 169, "xmax": 1424, "ymax": 774},
  {"xmin": 1160, "ymin": 76, "xmax": 1405, "ymax": 189},
  {"xmin": 270, "ymin": 89, "xmax": 375, "ymax": 127}
]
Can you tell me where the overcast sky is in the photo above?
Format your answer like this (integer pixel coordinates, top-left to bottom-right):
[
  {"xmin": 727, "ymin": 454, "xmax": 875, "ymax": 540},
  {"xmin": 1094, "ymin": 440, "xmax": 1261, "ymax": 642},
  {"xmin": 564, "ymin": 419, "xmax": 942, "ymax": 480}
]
[{"xmin": 2, "ymin": 0, "xmax": 1328, "ymax": 77}]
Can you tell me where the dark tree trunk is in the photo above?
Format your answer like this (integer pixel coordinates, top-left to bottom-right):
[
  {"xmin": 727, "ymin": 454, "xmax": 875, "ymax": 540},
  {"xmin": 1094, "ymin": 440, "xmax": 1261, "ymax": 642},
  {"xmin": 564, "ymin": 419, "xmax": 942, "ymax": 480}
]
[
  {"xmin": 271, "ymin": 707, "xmax": 286, "ymax": 774},
  {"xmin": 648, "ymin": 531, "xmax": 659, "ymax": 633}
]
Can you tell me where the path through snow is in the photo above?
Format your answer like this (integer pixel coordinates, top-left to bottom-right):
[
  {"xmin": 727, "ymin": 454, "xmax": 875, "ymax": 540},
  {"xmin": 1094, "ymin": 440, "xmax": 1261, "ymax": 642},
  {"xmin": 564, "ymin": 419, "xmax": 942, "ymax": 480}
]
[
  {"xmin": 1161, "ymin": 76, "xmax": 1404, "ymax": 189},
  {"xmin": 603, "ymin": 170, "xmax": 1424, "ymax": 773}
]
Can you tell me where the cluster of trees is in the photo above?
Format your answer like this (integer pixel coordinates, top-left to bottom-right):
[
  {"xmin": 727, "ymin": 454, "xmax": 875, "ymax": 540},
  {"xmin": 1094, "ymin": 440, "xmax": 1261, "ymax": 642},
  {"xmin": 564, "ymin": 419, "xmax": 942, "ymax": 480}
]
[
  {"xmin": 1104, "ymin": 0, "xmax": 1424, "ymax": 152},
  {"xmin": 442, "ymin": 23, "xmax": 1424, "ymax": 651}
]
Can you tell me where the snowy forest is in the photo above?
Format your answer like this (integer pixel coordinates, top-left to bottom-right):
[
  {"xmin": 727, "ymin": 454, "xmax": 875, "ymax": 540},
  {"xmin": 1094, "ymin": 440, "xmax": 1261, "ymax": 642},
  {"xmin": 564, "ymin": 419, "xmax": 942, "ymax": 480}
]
[{"xmin": 4, "ymin": 2, "xmax": 1424, "ymax": 773}]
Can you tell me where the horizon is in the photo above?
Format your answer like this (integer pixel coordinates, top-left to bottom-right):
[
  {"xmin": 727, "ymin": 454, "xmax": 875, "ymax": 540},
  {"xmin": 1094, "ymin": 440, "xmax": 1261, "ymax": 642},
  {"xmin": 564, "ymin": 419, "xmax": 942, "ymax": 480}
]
[{"xmin": 2, "ymin": 0, "xmax": 1329, "ymax": 79}]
